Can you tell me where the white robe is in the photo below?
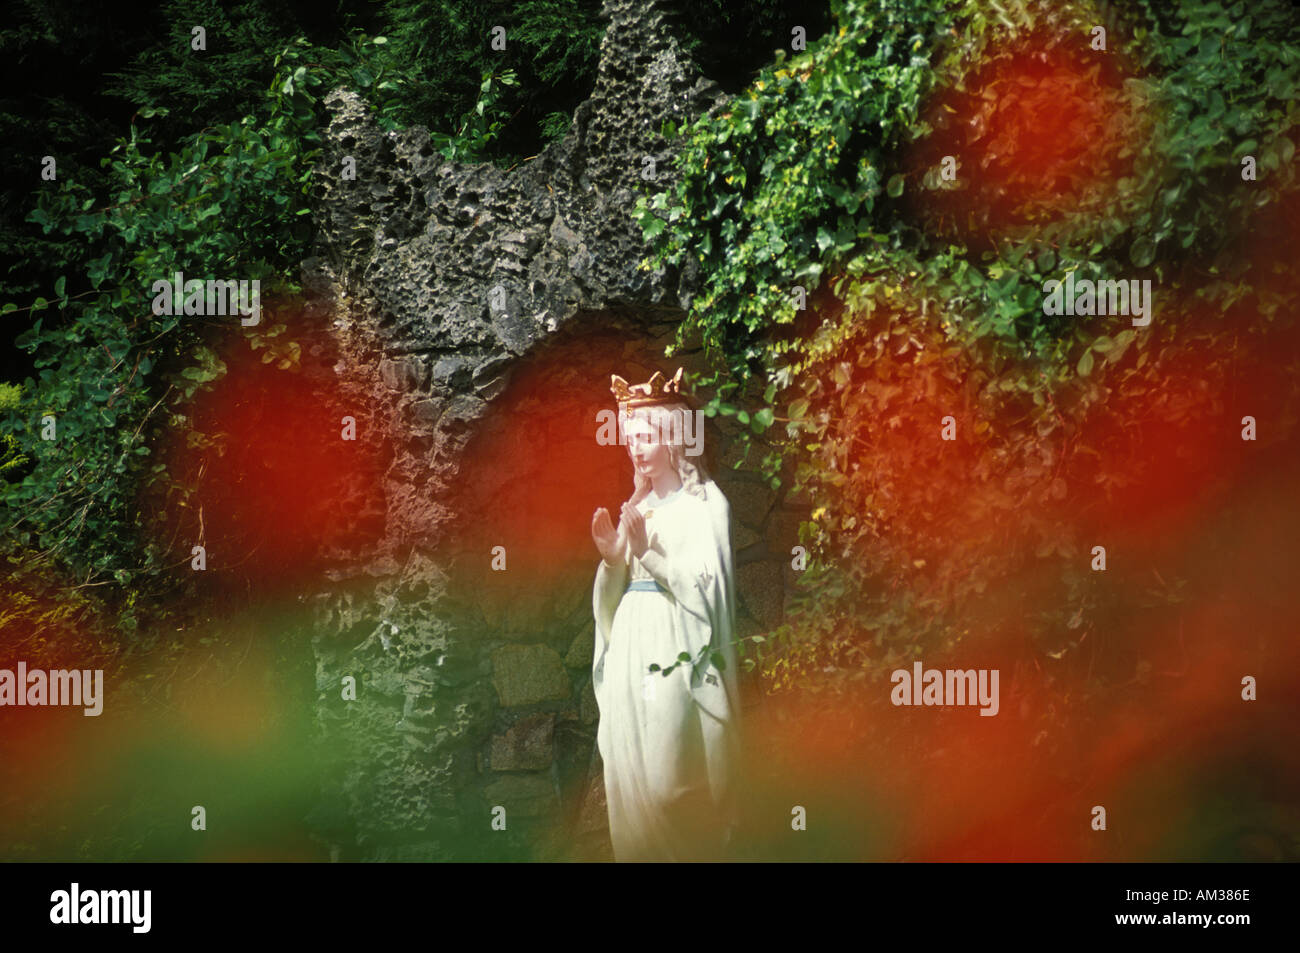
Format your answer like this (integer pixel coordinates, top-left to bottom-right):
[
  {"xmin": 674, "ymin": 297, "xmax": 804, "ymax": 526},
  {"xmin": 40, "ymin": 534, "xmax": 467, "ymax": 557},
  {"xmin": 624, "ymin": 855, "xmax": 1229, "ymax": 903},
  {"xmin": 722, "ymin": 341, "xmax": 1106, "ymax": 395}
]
[{"xmin": 592, "ymin": 479, "xmax": 742, "ymax": 861}]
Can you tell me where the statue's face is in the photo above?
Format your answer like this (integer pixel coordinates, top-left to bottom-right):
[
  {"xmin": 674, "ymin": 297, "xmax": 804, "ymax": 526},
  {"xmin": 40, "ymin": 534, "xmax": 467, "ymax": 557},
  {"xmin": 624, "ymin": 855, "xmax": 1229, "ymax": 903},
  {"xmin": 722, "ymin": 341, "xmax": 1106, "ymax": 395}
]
[{"xmin": 625, "ymin": 415, "xmax": 673, "ymax": 482}]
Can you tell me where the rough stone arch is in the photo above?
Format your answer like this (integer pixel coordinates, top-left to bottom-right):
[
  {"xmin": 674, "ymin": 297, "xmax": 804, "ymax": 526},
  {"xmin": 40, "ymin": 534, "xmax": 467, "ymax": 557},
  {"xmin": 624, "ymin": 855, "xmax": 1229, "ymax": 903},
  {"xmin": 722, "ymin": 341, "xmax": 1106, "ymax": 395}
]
[{"xmin": 301, "ymin": 0, "xmax": 803, "ymax": 860}]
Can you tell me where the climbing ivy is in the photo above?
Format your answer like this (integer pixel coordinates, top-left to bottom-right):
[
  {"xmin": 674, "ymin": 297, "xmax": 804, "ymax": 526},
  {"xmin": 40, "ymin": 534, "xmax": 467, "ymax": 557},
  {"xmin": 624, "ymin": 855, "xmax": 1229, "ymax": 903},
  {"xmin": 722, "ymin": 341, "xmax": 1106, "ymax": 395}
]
[{"xmin": 635, "ymin": 0, "xmax": 1300, "ymax": 706}]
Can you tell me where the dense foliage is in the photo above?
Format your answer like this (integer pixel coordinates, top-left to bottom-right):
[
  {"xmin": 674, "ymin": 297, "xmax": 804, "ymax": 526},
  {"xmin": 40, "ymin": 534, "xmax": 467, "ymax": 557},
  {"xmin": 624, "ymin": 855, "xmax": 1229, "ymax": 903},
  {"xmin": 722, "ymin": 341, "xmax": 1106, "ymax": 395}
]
[
  {"xmin": 0, "ymin": 0, "xmax": 831, "ymax": 648},
  {"xmin": 636, "ymin": 0, "xmax": 1300, "ymax": 721},
  {"xmin": 0, "ymin": 6, "xmax": 542, "ymax": 645}
]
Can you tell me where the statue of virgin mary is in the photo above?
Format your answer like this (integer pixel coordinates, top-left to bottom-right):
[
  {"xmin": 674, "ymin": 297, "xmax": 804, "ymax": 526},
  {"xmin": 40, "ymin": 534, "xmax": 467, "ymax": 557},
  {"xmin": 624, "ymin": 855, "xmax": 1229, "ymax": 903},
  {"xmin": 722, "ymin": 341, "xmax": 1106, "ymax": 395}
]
[{"xmin": 590, "ymin": 369, "xmax": 742, "ymax": 862}]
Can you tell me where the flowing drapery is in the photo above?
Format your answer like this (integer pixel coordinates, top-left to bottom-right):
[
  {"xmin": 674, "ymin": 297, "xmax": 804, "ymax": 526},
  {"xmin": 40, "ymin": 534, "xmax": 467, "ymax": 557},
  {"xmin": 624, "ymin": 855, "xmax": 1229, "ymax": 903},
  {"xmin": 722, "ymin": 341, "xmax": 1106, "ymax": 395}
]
[{"xmin": 592, "ymin": 480, "xmax": 741, "ymax": 861}]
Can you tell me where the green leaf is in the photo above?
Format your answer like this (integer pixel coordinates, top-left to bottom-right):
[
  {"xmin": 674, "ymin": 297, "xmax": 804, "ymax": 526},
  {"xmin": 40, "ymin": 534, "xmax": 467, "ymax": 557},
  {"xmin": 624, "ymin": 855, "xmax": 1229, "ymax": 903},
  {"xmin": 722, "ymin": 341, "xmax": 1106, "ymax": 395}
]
[
  {"xmin": 1077, "ymin": 349, "xmax": 1095, "ymax": 377},
  {"xmin": 1129, "ymin": 237, "xmax": 1155, "ymax": 268},
  {"xmin": 87, "ymin": 254, "xmax": 113, "ymax": 290},
  {"xmin": 886, "ymin": 173, "xmax": 905, "ymax": 198}
]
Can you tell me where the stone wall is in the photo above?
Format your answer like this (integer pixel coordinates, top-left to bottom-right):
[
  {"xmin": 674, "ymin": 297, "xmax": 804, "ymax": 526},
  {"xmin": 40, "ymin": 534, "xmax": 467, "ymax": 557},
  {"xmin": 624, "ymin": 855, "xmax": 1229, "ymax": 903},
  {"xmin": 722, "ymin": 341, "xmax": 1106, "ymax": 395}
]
[{"xmin": 300, "ymin": 0, "xmax": 808, "ymax": 860}]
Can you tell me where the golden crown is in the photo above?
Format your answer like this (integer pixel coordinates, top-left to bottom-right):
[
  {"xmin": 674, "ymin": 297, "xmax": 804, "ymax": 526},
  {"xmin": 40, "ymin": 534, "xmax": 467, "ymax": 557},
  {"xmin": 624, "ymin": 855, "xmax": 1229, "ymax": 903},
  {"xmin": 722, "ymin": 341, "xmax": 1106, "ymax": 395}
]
[{"xmin": 611, "ymin": 368, "xmax": 686, "ymax": 411}]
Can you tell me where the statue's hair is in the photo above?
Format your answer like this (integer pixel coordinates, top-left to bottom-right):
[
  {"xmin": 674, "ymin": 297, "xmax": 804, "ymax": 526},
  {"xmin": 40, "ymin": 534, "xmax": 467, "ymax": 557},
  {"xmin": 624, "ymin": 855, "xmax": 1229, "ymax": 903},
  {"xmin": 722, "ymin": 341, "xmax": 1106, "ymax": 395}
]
[{"xmin": 624, "ymin": 401, "xmax": 710, "ymax": 506}]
